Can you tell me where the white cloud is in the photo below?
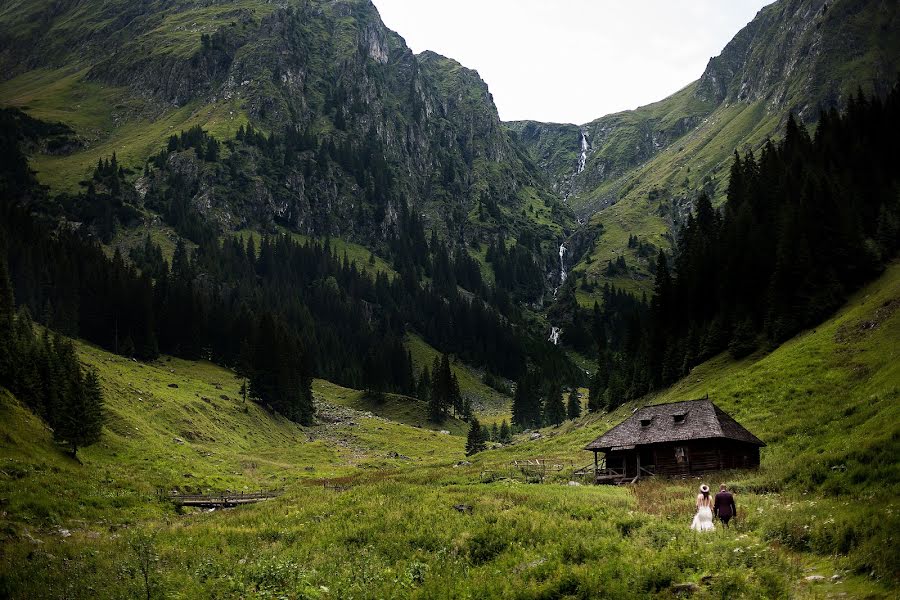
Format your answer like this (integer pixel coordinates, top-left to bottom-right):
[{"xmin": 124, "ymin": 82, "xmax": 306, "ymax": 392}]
[{"xmin": 371, "ymin": 0, "xmax": 772, "ymax": 124}]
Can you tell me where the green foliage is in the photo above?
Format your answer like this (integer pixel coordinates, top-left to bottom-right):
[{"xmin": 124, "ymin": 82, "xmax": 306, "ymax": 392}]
[
  {"xmin": 465, "ymin": 416, "xmax": 486, "ymax": 456},
  {"xmin": 543, "ymin": 387, "xmax": 566, "ymax": 427},
  {"xmin": 54, "ymin": 367, "xmax": 104, "ymax": 458},
  {"xmin": 566, "ymin": 388, "xmax": 581, "ymax": 420}
]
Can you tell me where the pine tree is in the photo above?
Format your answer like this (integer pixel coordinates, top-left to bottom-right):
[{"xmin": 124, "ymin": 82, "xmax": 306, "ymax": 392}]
[
  {"xmin": 498, "ymin": 419, "xmax": 511, "ymax": 444},
  {"xmin": 55, "ymin": 367, "xmax": 104, "ymax": 459},
  {"xmin": 449, "ymin": 369, "xmax": 463, "ymax": 417},
  {"xmin": 465, "ymin": 416, "xmax": 486, "ymax": 456},
  {"xmin": 566, "ymin": 388, "xmax": 581, "ymax": 420},
  {"xmin": 416, "ymin": 365, "xmax": 431, "ymax": 402},
  {"xmin": 544, "ymin": 387, "xmax": 566, "ymax": 426},
  {"xmin": 511, "ymin": 371, "xmax": 541, "ymax": 429}
]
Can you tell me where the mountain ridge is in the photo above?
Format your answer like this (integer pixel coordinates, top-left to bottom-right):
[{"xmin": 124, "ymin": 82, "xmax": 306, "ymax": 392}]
[{"xmin": 510, "ymin": 0, "xmax": 899, "ymax": 299}]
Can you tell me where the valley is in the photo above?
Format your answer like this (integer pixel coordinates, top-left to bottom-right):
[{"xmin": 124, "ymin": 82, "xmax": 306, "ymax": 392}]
[
  {"xmin": 1, "ymin": 261, "xmax": 898, "ymax": 597},
  {"xmin": 0, "ymin": 0, "xmax": 898, "ymax": 597}
]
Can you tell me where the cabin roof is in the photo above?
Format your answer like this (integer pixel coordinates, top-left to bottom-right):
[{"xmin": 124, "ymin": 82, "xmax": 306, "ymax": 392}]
[{"xmin": 584, "ymin": 399, "xmax": 765, "ymax": 451}]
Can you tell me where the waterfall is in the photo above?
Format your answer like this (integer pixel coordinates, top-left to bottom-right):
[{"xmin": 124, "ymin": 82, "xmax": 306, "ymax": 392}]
[
  {"xmin": 558, "ymin": 243, "xmax": 567, "ymax": 285},
  {"xmin": 549, "ymin": 326, "xmax": 561, "ymax": 345},
  {"xmin": 576, "ymin": 131, "xmax": 588, "ymax": 174}
]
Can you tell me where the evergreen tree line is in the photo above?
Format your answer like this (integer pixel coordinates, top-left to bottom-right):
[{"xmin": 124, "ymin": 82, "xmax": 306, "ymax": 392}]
[
  {"xmin": 0, "ymin": 108, "xmax": 548, "ymax": 427},
  {"xmin": 0, "ymin": 256, "xmax": 103, "ymax": 457},
  {"xmin": 510, "ymin": 364, "xmax": 582, "ymax": 429},
  {"xmin": 465, "ymin": 417, "xmax": 513, "ymax": 456},
  {"xmin": 588, "ymin": 86, "xmax": 900, "ymax": 412},
  {"xmin": 0, "ymin": 201, "xmax": 529, "ymax": 424}
]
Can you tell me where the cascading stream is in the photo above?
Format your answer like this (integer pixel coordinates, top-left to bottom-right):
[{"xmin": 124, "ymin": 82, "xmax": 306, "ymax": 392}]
[
  {"xmin": 576, "ymin": 131, "xmax": 588, "ymax": 174},
  {"xmin": 548, "ymin": 326, "xmax": 561, "ymax": 345},
  {"xmin": 549, "ymin": 244, "xmax": 567, "ymax": 345},
  {"xmin": 558, "ymin": 243, "xmax": 567, "ymax": 285}
]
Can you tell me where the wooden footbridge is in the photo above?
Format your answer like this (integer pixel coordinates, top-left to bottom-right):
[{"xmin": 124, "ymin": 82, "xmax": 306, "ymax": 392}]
[{"xmin": 163, "ymin": 489, "xmax": 283, "ymax": 508}]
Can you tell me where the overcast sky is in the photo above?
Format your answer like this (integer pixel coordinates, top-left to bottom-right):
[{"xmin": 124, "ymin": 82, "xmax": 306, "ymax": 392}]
[{"xmin": 372, "ymin": 1, "xmax": 772, "ymax": 124}]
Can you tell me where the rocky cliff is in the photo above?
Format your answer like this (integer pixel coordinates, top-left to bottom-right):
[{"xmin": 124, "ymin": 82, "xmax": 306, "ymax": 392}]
[{"xmin": 0, "ymin": 0, "xmax": 569, "ymax": 255}]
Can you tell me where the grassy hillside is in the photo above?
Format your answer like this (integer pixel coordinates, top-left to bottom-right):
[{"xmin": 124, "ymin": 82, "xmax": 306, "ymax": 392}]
[
  {"xmin": 0, "ymin": 67, "xmax": 247, "ymax": 192},
  {"xmin": 0, "ymin": 338, "xmax": 465, "ymax": 527},
  {"xmin": 2, "ymin": 259, "xmax": 897, "ymax": 596},
  {"xmin": 405, "ymin": 333, "xmax": 512, "ymax": 418}
]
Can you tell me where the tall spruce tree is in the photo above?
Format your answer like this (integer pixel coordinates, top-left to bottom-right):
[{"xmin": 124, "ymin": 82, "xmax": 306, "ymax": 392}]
[
  {"xmin": 544, "ymin": 387, "xmax": 566, "ymax": 426},
  {"xmin": 566, "ymin": 387, "xmax": 581, "ymax": 420},
  {"xmin": 465, "ymin": 415, "xmax": 486, "ymax": 456},
  {"xmin": 54, "ymin": 367, "xmax": 104, "ymax": 458}
]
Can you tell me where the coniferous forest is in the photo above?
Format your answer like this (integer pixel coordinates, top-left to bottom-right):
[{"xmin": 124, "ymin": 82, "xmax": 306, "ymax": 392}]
[
  {"xmin": 585, "ymin": 86, "xmax": 900, "ymax": 414},
  {"xmin": 0, "ymin": 106, "xmax": 582, "ymax": 429},
  {"xmin": 2, "ymin": 85, "xmax": 898, "ymax": 431}
]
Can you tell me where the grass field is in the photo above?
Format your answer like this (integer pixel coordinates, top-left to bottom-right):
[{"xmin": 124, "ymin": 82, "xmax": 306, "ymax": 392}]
[{"xmin": 1, "ymin": 264, "xmax": 898, "ymax": 598}]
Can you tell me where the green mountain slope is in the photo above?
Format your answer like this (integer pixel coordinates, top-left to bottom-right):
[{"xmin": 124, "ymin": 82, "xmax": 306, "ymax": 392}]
[
  {"xmin": 511, "ymin": 0, "xmax": 900, "ymax": 298},
  {"xmin": 0, "ymin": 0, "xmax": 570, "ymax": 254}
]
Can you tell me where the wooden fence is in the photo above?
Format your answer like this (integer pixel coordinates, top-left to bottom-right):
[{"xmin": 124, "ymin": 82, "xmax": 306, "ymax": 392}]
[{"xmin": 161, "ymin": 489, "xmax": 283, "ymax": 508}]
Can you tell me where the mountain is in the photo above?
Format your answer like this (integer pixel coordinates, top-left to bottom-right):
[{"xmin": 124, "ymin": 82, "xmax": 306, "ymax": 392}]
[
  {"xmin": 510, "ymin": 0, "xmax": 900, "ymax": 298},
  {"xmin": 0, "ymin": 0, "xmax": 569, "ymax": 254}
]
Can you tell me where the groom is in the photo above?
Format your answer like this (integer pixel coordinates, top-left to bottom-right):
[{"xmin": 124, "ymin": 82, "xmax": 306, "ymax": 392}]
[{"xmin": 714, "ymin": 484, "xmax": 736, "ymax": 527}]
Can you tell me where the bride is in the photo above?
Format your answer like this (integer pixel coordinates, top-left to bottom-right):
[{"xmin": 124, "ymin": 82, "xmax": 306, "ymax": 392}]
[{"xmin": 691, "ymin": 484, "xmax": 715, "ymax": 532}]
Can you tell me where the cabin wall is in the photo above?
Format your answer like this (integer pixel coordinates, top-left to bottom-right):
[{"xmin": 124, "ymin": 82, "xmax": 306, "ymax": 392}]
[
  {"xmin": 659, "ymin": 440, "xmax": 760, "ymax": 475},
  {"xmin": 607, "ymin": 440, "xmax": 760, "ymax": 477}
]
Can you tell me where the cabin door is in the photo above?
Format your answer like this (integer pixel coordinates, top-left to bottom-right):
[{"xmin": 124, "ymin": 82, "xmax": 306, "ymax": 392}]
[{"xmin": 638, "ymin": 447, "xmax": 654, "ymax": 476}]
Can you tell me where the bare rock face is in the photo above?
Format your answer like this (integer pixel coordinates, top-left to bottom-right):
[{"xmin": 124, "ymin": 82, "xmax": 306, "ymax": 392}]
[{"xmin": 695, "ymin": 0, "xmax": 898, "ymax": 116}]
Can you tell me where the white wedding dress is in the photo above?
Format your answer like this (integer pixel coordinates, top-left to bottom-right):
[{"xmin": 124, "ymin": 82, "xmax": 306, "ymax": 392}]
[{"xmin": 691, "ymin": 497, "xmax": 715, "ymax": 532}]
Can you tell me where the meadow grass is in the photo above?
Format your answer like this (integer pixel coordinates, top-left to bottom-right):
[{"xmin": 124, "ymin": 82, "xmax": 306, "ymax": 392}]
[{"xmin": 1, "ymin": 266, "xmax": 898, "ymax": 598}]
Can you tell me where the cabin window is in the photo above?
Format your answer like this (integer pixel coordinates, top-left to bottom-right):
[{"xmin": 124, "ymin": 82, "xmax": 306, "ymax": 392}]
[
  {"xmin": 640, "ymin": 418, "xmax": 653, "ymax": 428},
  {"xmin": 675, "ymin": 446, "xmax": 686, "ymax": 464},
  {"xmin": 673, "ymin": 413, "xmax": 686, "ymax": 424}
]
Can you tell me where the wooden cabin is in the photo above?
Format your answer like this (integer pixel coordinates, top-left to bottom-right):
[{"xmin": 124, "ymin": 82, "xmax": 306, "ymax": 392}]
[{"xmin": 584, "ymin": 399, "xmax": 764, "ymax": 484}]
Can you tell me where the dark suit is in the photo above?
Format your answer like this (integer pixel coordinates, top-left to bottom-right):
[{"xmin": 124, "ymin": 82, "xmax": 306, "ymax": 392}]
[{"xmin": 714, "ymin": 491, "xmax": 736, "ymax": 525}]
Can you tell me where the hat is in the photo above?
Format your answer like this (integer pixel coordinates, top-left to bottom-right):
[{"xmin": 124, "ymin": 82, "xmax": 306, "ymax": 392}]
[{"xmin": 700, "ymin": 484, "xmax": 710, "ymax": 493}]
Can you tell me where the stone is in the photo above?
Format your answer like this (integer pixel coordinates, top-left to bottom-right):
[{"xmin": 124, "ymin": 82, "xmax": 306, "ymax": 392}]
[
  {"xmin": 173, "ymin": 437, "xmax": 185, "ymax": 445},
  {"xmin": 671, "ymin": 582, "xmax": 700, "ymax": 594},
  {"xmin": 567, "ymin": 481, "xmax": 581, "ymax": 486},
  {"xmin": 804, "ymin": 575, "xmax": 825, "ymax": 582},
  {"xmin": 452, "ymin": 504, "xmax": 473, "ymax": 514},
  {"xmin": 530, "ymin": 432, "xmax": 542, "ymax": 440},
  {"xmin": 439, "ymin": 430, "xmax": 450, "ymax": 435}
]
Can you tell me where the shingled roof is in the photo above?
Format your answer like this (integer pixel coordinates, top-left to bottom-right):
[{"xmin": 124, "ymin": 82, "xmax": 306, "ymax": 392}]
[{"xmin": 585, "ymin": 399, "xmax": 765, "ymax": 451}]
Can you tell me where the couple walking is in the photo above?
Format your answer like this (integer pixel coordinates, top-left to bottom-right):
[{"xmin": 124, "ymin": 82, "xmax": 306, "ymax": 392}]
[{"xmin": 690, "ymin": 483, "xmax": 736, "ymax": 531}]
